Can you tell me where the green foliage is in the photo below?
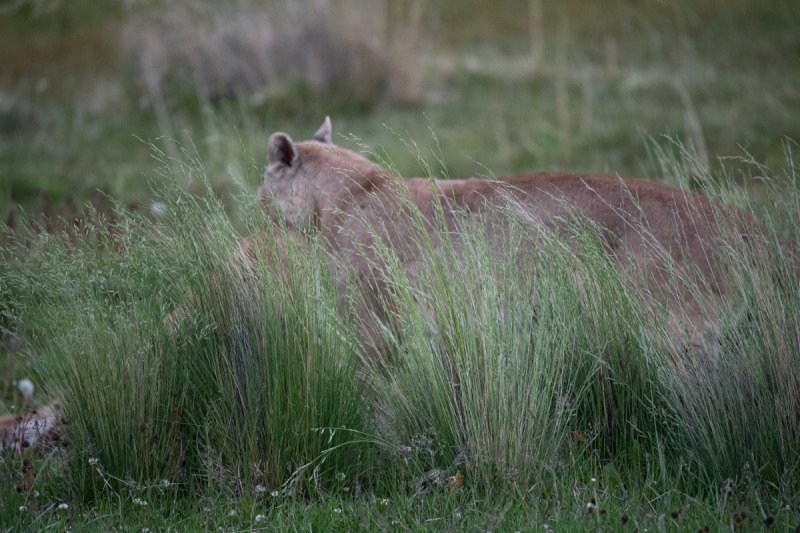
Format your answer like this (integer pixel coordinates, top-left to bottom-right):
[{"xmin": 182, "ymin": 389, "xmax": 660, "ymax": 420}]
[
  {"xmin": 2, "ymin": 0, "xmax": 800, "ymax": 219},
  {"xmin": 1, "ymin": 141, "xmax": 799, "ymax": 528},
  {"xmin": 1, "ymin": 1, "xmax": 799, "ymax": 527},
  {"xmin": 1, "ymin": 148, "xmax": 366, "ymax": 501},
  {"xmin": 348, "ymin": 142, "xmax": 800, "ymax": 494}
]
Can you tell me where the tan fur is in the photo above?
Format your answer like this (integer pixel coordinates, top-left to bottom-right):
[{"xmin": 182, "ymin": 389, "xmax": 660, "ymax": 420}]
[{"xmin": 258, "ymin": 119, "xmax": 732, "ymax": 353}]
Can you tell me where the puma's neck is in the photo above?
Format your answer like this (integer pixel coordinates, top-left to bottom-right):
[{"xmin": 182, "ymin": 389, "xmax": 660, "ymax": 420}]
[{"xmin": 299, "ymin": 142, "xmax": 395, "ymax": 203}]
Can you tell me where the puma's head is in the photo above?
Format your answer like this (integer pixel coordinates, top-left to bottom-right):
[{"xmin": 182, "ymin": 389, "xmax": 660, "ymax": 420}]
[
  {"xmin": 259, "ymin": 116, "xmax": 381, "ymax": 231},
  {"xmin": 259, "ymin": 117, "xmax": 332, "ymax": 229}
]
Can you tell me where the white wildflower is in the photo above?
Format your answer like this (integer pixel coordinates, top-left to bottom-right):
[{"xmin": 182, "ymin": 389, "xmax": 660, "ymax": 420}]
[
  {"xmin": 255, "ymin": 483, "xmax": 266, "ymax": 493},
  {"xmin": 132, "ymin": 498, "xmax": 147, "ymax": 506},
  {"xmin": 18, "ymin": 379, "xmax": 34, "ymax": 398},
  {"xmin": 586, "ymin": 502, "xmax": 596, "ymax": 512},
  {"xmin": 454, "ymin": 511, "xmax": 462, "ymax": 519},
  {"xmin": 19, "ymin": 505, "xmax": 26, "ymax": 512},
  {"xmin": 590, "ymin": 477, "xmax": 597, "ymax": 483},
  {"xmin": 270, "ymin": 490, "xmax": 279, "ymax": 497},
  {"xmin": 228, "ymin": 509, "xmax": 237, "ymax": 517},
  {"xmin": 161, "ymin": 479, "xmax": 171, "ymax": 488},
  {"xmin": 336, "ymin": 472, "xmax": 346, "ymax": 481},
  {"xmin": 150, "ymin": 202, "xmax": 168, "ymax": 217},
  {"xmin": 333, "ymin": 508, "xmax": 342, "ymax": 514},
  {"xmin": 88, "ymin": 458, "xmax": 99, "ymax": 466},
  {"xmin": 33, "ymin": 491, "xmax": 39, "ymax": 497},
  {"xmin": 58, "ymin": 503, "xmax": 69, "ymax": 510},
  {"xmin": 380, "ymin": 498, "xmax": 390, "ymax": 506},
  {"xmin": 255, "ymin": 514, "xmax": 266, "ymax": 522}
]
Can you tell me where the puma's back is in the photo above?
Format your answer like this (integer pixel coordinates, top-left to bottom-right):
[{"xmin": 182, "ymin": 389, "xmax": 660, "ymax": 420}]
[{"xmin": 258, "ymin": 118, "xmax": 732, "ymax": 348}]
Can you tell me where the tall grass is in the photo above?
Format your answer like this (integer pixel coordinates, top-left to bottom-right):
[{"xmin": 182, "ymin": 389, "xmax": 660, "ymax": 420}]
[
  {"xmin": 1, "ymin": 146, "xmax": 365, "ymax": 500},
  {"xmin": 1, "ymin": 139, "xmax": 799, "ymax": 506},
  {"xmin": 657, "ymin": 147, "xmax": 800, "ymax": 482},
  {"xmin": 355, "ymin": 196, "xmax": 666, "ymax": 491},
  {"xmin": 353, "ymin": 141, "xmax": 800, "ymax": 491}
]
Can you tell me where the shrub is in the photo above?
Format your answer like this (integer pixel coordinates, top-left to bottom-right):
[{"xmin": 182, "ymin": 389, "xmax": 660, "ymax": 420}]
[{"xmin": 121, "ymin": 0, "xmax": 425, "ymax": 106}]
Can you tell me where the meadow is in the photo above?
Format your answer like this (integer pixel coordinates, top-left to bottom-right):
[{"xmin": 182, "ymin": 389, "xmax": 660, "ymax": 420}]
[{"xmin": 2, "ymin": 0, "xmax": 800, "ymax": 530}]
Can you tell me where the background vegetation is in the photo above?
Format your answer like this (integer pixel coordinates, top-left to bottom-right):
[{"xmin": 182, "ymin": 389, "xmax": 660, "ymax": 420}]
[
  {"xmin": 2, "ymin": 0, "xmax": 798, "ymax": 219},
  {"xmin": 1, "ymin": 0, "xmax": 799, "ymax": 530}
]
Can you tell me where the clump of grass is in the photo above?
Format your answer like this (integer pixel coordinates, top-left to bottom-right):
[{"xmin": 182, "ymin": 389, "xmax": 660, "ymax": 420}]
[
  {"xmin": 357, "ymin": 203, "xmax": 666, "ymax": 491},
  {"xmin": 353, "ymin": 140, "xmax": 800, "ymax": 492},
  {"xmin": 0, "ymin": 144, "xmax": 366, "ymax": 499},
  {"xmin": 653, "ymin": 144, "xmax": 800, "ymax": 482}
]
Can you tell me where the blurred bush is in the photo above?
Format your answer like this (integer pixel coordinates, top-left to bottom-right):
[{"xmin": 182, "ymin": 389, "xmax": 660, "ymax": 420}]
[
  {"xmin": 121, "ymin": 0, "xmax": 425, "ymax": 107},
  {"xmin": 0, "ymin": 0, "xmax": 63, "ymax": 16}
]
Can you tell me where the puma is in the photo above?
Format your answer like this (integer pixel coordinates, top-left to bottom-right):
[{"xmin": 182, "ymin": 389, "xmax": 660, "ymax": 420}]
[{"xmin": 258, "ymin": 117, "xmax": 732, "ymax": 353}]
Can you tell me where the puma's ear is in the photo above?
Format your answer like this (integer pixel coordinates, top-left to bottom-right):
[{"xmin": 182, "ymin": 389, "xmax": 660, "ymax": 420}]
[
  {"xmin": 268, "ymin": 133, "xmax": 299, "ymax": 167},
  {"xmin": 312, "ymin": 116, "xmax": 332, "ymax": 144}
]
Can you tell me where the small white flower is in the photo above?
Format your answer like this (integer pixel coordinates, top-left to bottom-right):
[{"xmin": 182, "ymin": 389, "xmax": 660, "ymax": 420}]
[
  {"xmin": 391, "ymin": 520, "xmax": 400, "ymax": 526},
  {"xmin": 228, "ymin": 509, "xmax": 237, "ymax": 517},
  {"xmin": 58, "ymin": 503, "xmax": 69, "ymax": 510},
  {"xmin": 33, "ymin": 491, "xmax": 39, "ymax": 497},
  {"xmin": 18, "ymin": 379, "xmax": 34, "ymax": 398},
  {"xmin": 380, "ymin": 498, "xmax": 390, "ymax": 506},
  {"xmin": 203, "ymin": 507, "xmax": 211, "ymax": 513},
  {"xmin": 150, "ymin": 202, "xmax": 168, "ymax": 217},
  {"xmin": 255, "ymin": 484, "xmax": 267, "ymax": 493},
  {"xmin": 333, "ymin": 508, "xmax": 342, "ymax": 514},
  {"xmin": 586, "ymin": 502, "xmax": 596, "ymax": 511},
  {"xmin": 133, "ymin": 497, "xmax": 147, "ymax": 506},
  {"xmin": 255, "ymin": 514, "xmax": 266, "ymax": 522},
  {"xmin": 88, "ymin": 457, "xmax": 99, "ymax": 466},
  {"xmin": 590, "ymin": 477, "xmax": 597, "ymax": 483},
  {"xmin": 161, "ymin": 479, "xmax": 171, "ymax": 487},
  {"xmin": 19, "ymin": 505, "xmax": 26, "ymax": 512},
  {"xmin": 270, "ymin": 490, "xmax": 279, "ymax": 497},
  {"xmin": 336, "ymin": 472, "xmax": 346, "ymax": 481},
  {"xmin": 343, "ymin": 487, "xmax": 349, "ymax": 492},
  {"xmin": 454, "ymin": 511, "xmax": 462, "ymax": 519}
]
